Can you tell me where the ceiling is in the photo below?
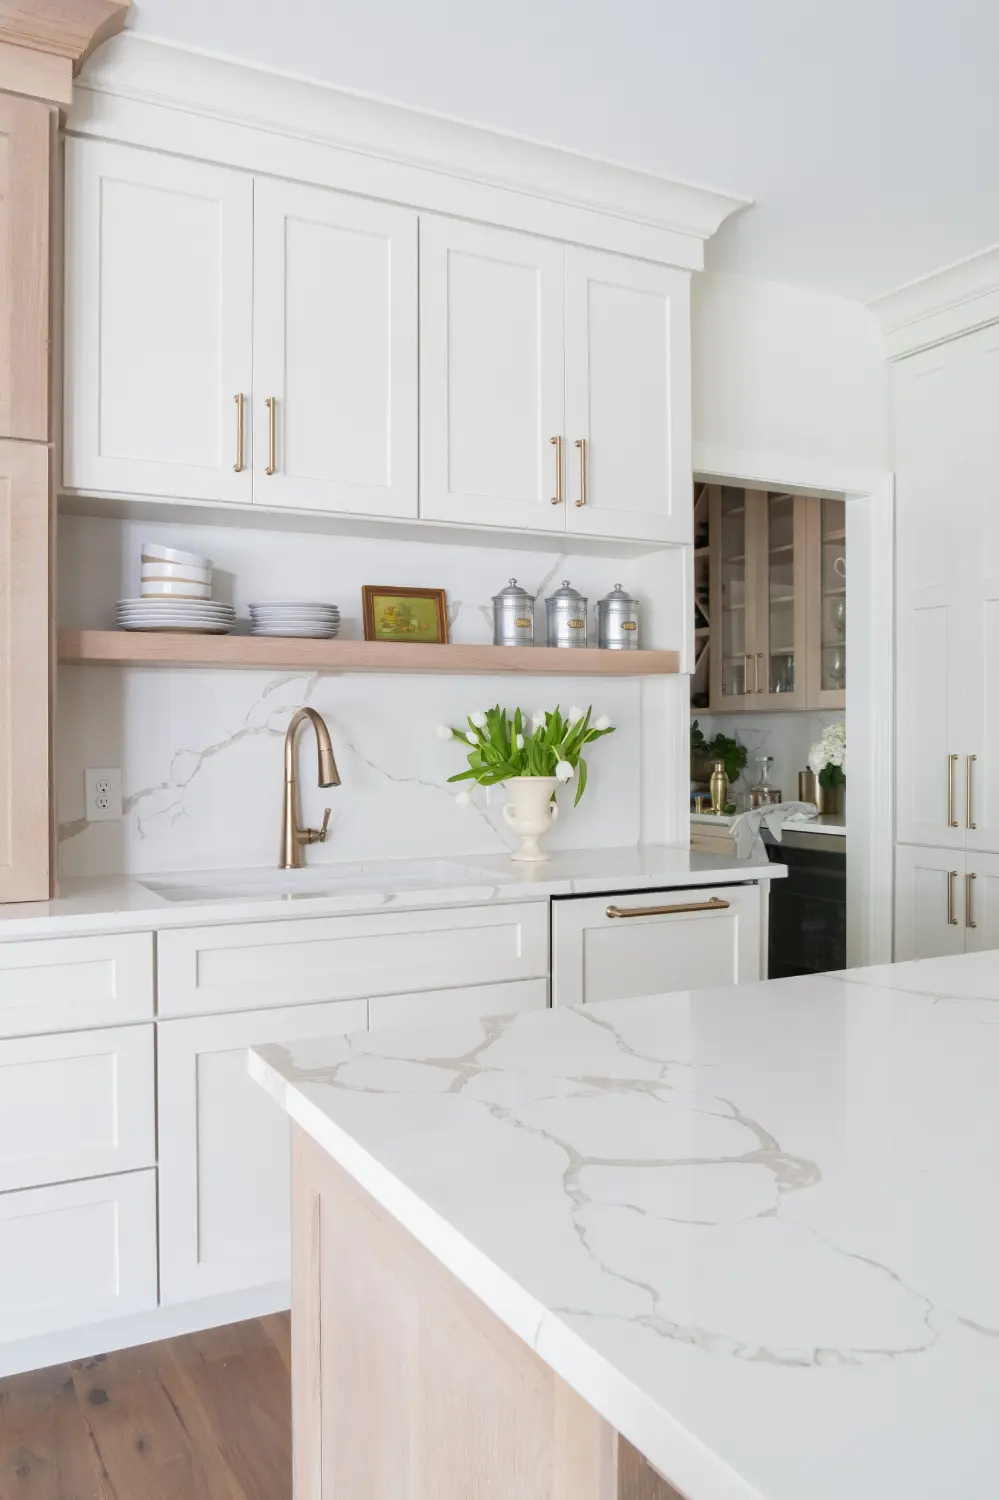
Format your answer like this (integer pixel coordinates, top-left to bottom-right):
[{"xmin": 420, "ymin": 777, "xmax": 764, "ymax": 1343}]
[{"xmin": 125, "ymin": 0, "xmax": 999, "ymax": 303}]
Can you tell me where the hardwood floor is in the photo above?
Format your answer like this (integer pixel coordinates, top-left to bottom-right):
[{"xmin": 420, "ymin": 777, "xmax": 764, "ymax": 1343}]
[{"xmin": 0, "ymin": 1316, "xmax": 291, "ymax": 1500}]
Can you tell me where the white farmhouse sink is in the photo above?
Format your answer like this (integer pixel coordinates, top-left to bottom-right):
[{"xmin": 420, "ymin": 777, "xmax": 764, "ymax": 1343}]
[{"xmin": 139, "ymin": 861, "xmax": 506, "ymax": 906}]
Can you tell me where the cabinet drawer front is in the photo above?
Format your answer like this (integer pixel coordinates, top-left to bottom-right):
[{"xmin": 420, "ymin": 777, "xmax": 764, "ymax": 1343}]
[
  {"xmin": 0, "ymin": 931, "xmax": 153, "ymax": 1038},
  {"xmin": 158, "ymin": 998, "xmax": 366, "ymax": 1305},
  {"xmin": 0, "ymin": 1170, "xmax": 157, "ymax": 1345},
  {"xmin": 157, "ymin": 904, "xmax": 547, "ymax": 1017},
  {"xmin": 369, "ymin": 977, "xmax": 548, "ymax": 1031},
  {"xmin": 552, "ymin": 885, "xmax": 762, "ymax": 1007},
  {"xmin": 0, "ymin": 1025, "xmax": 154, "ymax": 1193}
]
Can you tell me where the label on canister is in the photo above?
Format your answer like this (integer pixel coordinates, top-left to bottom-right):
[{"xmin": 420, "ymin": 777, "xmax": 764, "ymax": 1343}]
[
  {"xmin": 515, "ymin": 618, "xmax": 532, "ymax": 628},
  {"xmin": 567, "ymin": 619, "xmax": 585, "ymax": 628},
  {"xmin": 621, "ymin": 621, "xmax": 637, "ymax": 630}
]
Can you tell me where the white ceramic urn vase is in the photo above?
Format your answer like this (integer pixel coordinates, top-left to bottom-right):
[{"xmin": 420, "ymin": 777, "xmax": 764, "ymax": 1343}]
[{"xmin": 502, "ymin": 776, "xmax": 559, "ymax": 862}]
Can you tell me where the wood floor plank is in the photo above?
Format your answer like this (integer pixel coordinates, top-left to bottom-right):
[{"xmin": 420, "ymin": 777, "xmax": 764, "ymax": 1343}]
[
  {"xmin": 0, "ymin": 1360, "xmax": 106, "ymax": 1500},
  {"xmin": 259, "ymin": 1314, "xmax": 291, "ymax": 1375},
  {"xmin": 163, "ymin": 1321, "xmax": 291, "ymax": 1500},
  {"xmin": 69, "ymin": 1343, "xmax": 243, "ymax": 1500}
]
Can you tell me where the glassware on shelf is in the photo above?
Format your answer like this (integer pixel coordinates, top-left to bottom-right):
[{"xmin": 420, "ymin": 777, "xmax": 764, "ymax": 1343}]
[
  {"xmin": 719, "ymin": 488, "xmax": 747, "ymax": 700},
  {"xmin": 819, "ymin": 498, "xmax": 847, "ymax": 692},
  {"xmin": 767, "ymin": 492, "xmax": 796, "ymax": 697}
]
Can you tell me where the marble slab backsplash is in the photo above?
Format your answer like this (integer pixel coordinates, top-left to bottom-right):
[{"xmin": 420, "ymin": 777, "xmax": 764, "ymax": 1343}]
[
  {"xmin": 57, "ymin": 515, "xmax": 657, "ymax": 877},
  {"xmin": 695, "ymin": 710, "xmax": 845, "ymax": 806}
]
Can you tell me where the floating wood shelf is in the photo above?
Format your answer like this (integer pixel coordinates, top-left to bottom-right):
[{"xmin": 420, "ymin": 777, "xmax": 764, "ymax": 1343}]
[{"xmin": 58, "ymin": 631, "xmax": 681, "ymax": 676}]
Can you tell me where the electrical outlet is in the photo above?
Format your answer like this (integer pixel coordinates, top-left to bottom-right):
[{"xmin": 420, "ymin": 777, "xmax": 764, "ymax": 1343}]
[{"xmin": 85, "ymin": 768, "xmax": 122, "ymax": 822}]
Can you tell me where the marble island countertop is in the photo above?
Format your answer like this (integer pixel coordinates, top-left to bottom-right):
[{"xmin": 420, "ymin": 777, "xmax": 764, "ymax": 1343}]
[
  {"xmin": 251, "ymin": 949, "xmax": 999, "ymax": 1500},
  {"xmin": 0, "ymin": 844, "xmax": 783, "ymax": 939}
]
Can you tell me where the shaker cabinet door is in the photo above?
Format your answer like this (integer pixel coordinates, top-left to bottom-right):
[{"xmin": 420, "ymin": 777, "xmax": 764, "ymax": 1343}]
[
  {"xmin": 419, "ymin": 215, "xmax": 565, "ymax": 532},
  {"xmin": 64, "ymin": 139, "xmax": 253, "ymax": 503},
  {"xmin": 893, "ymin": 845, "xmax": 967, "ymax": 962},
  {"xmin": 253, "ymin": 179, "xmax": 418, "ymax": 518},
  {"xmin": 158, "ymin": 999, "xmax": 366, "ymax": 1305},
  {"xmin": 564, "ymin": 248, "xmax": 690, "ymax": 543}
]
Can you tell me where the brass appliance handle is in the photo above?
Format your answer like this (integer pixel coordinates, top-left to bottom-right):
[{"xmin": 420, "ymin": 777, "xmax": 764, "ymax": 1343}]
[
  {"xmin": 606, "ymin": 897, "xmax": 730, "ymax": 919},
  {"xmin": 967, "ymin": 754, "xmax": 977, "ymax": 830},
  {"xmin": 574, "ymin": 437, "xmax": 587, "ymax": 506},
  {"xmin": 233, "ymin": 393, "xmax": 245, "ymax": 473},
  {"xmin": 947, "ymin": 869, "xmax": 959, "ymax": 926},
  {"xmin": 966, "ymin": 871, "xmax": 977, "ymax": 929},
  {"xmin": 550, "ymin": 435, "xmax": 563, "ymax": 505},
  {"xmin": 265, "ymin": 396, "xmax": 277, "ymax": 476},
  {"xmin": 948, "ymin": 753, "xmax": 959, "ymax": 828}
]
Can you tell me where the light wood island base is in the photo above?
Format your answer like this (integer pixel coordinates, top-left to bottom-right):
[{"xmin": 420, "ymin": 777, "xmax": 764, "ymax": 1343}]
[{"xmin": 292, "ymin": 1126, "xmax": 680, "ymax": 1500}]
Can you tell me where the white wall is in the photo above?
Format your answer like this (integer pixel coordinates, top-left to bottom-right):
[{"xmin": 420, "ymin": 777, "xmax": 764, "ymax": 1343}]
[
  {"xmin": 57, "ymin": 515, "xmax": 683, "ymax": 877},
  {"xmin": 691, "ymin": 270, "xmax": 890, "ymax": 491},
  {"xmin": 694, "ymin": 711, "xmax": 843, "ymax": 808}
]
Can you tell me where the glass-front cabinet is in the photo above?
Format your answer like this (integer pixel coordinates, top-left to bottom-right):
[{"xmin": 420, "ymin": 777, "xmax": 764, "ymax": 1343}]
[{"xmin": 704, "ymin": 485, "xmax": 843, "ymax": 713}]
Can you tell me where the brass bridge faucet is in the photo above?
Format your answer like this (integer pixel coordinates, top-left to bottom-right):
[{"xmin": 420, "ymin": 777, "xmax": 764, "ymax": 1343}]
[{"xmin": 280, "ymin": 708, "xmax": 341, "ymax": 869}]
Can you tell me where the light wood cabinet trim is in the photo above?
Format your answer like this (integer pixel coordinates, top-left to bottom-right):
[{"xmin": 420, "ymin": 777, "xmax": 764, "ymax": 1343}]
[
  {"xmin": 292, "ymin": 1125, "xmax": 681, "ymax": 1499},
  {"xmin": 0, "ymin": 439, "xmax": 50, "ymax": 901},
  {"xmin": 744, "ymin": 489, "xmax": 768, "ymax": 703},
  {"xmin": 0, "ymin": 0, "xmax": 130, "ymax": 72},
  {"xmin": 0, "ymin": 38, "xmax": 70, "ymax": 104},
  {"xmin": 804, "ymin": 497, "xmax": 846, "ymax": 710},
  {"xmin": 0, "ymin": 93, "xmax": 51, "ymax": 440},
  {"xmin": 706, "ymin": 483, "xmax": 723, "ymax": 708}
]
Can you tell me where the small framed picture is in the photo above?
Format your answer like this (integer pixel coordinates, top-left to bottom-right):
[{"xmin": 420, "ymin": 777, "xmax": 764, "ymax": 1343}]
[{"xmin": 362, "ymin": 586, "xmax": 449, "ymax": 644}]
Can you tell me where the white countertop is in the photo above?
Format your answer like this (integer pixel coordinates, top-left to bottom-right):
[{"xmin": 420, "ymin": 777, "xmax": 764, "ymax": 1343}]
[
  {"xmin": 0, "ymin": 846, "xmax": 782, "ymax": 940},
  {"xmin": 251, "ymin": 950, "xmax": 999, "ymax": 1500},
  {"xmin": 691, "ymin": 811, "xmax": 847, "ymax": 838}
]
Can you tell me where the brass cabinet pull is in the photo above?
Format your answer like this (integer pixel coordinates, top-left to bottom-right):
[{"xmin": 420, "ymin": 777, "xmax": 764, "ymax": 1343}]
[
  {"xmin": 550, "ymin": 435, "xmax": 563, "ymax": 505},
  {"xmin": 574, "ymin": 437, "xmax": 587, "ymax": 506},
  {"xmin": 233, "ymin": 393, "xmax": 245, "ymax": 473},
  {"xmin": 947, "ymin": 753, "xmax": 959, "ymax": 828},
  {"xmin": 967, "ymin": 754, "xmax": 977, "ymax": 830},
  {"xmin": 756, "ymin": 652, "xmax": 764, "ymax": 694},
  {"xmin": 947, "ymin": 869, "xmax": 959, "ymax": 926},
  {"xmin": 966, "ymin": 871, "xmax": 977, "ymax": 929},
  {"xmin": 265, "ymin": 396, "xmax": 277, "ymax": 475},
  {"xmin": 742, "ymin": 653, "xmax": 750, "ymax": 695},
  {"xmin": 606, "ymin": 897, "xmax": 730, "ymax": 919}
]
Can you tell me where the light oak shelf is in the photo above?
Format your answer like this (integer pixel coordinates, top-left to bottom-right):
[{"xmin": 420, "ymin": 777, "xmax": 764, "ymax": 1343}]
[{"xmin": 58, "ymin": 631, "xmax": 681, "ymax": 677}]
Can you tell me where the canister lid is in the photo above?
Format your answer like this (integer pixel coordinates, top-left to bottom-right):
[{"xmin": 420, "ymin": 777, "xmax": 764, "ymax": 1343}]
[
  {"xmin": 546, "ymin": 579, "xmax": 587, "ymax": 604},
  {"xmin": 598, "ymin": 582, "xmax": 638, "ymax": 610},
  {"xmin": 492, "ymin": 577, "xmax": 535, "ymax": 604}
]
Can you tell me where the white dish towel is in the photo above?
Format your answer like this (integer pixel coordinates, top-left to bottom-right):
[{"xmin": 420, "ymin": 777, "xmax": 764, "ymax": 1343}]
[{"xmin": 729, "ymin": 800, "xmax": 818, "ymax": 860}]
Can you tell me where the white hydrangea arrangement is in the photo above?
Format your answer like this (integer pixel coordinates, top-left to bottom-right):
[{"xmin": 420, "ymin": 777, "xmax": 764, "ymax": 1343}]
[
  {"xmin": 809, "ymin": 721, "xmax": 846, "ymax": 789},
  {"xmin": 438, "ymin": 704, "xmax": 614, "ymax": 807}
]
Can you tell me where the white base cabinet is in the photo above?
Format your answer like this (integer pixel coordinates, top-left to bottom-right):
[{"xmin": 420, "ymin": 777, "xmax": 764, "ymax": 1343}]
[
  {"xmin": 551, "ymin": 884, "xmax": 763, "ymax": 1007},
  {"xmin": 895, "ymin": 845, "xmax": 999, "ymax": 961},
  {"xmin": 0, "ymin": 1171, "xmax": 157, "ymax": 1344}
]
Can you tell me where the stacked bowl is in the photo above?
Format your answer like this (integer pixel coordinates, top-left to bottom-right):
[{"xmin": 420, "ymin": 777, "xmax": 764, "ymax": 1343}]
[
  {"xmin": 249, "ymin": 602, "xmax": 341, "ymax": 639},
  {"xmin": 116, "ymin": 544, "xmax": 235, "ymax": 634}
]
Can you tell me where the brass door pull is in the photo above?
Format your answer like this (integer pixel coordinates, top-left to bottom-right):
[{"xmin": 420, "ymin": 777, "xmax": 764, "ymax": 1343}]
[
  {"xmin": 966, "ymin": 871, "xmax": 977, "ymax": 929},
  {"xmin": 550, "ymin": 435, "xmax": 563, "ymax": 505},
  {"xmin": 742, "ymin": 653, "xmax": 750, "ymax": 695},
  {"xmin": 947, "ymin": 753, "xmax": 959, "ymax": 828},
  {"xmin": 967, "ymin": 754, "xmax": 977, "ymax": 830},
  {"xmin": 574, "ymin": 437, "xmax": 587, "ymax": 506},
  {"xmin": 265, "ymin": 396, "xmax": 277, "ymax": 475},
  {"xmin": 606, "ymin": 897, "xmax": 730, "ymax": 919},
  {"xmin": 947, "ymin": 869, "xmax": 959, "ymax": 926},
  {"xmin": 756, "ymin": 652, "xmax": 764, "ymax": 694},
  {"xmin": 233, "ymin": 393, "xmax": 245, "ymax": 473}
]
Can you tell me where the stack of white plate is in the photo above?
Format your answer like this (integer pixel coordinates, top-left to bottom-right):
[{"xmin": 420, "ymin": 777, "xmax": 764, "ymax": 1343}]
[
  {"xmin": 249, "ymin": 603, "xmax": 341, "ymax": 638},
  {"xmin": 141, "ymin": 543, "xmax": 213, "ymax": 600},
  {"xmin": 115, "ymin": 599, "xmax": 236, "ymax": 634}
]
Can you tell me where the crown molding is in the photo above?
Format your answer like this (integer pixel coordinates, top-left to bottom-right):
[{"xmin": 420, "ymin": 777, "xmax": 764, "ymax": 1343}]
[
  {"xmin": 67, "ymin": 34, "xmax": 749, "ymax": 270},
  {"xmin": 0, "ymin": 0, "xmax": 127, "ymax": 103},
  {"xmin": 870, "ymin": 242, "xmax": 999, "ymax": 359}
]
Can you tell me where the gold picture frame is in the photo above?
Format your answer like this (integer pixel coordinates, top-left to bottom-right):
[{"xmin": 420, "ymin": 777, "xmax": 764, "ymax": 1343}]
[{"xmin": 362, "ymin": 586, "xmax": 449, "ymax": 644}]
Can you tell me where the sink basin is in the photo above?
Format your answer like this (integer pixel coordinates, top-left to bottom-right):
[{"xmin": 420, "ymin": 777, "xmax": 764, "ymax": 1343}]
[{"xmin": 139, "ymin": 861, "xmax": 507, "ymax": 905}]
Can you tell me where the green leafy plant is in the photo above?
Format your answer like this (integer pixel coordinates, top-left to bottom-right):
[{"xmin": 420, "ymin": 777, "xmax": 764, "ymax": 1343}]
[
  {"xmin": 439, "ymin": 705, "xmax": 615, "ymax": 808},
  {"xmin": 691, "ymin": 719, "xmax": 747, "ymax": 785}
]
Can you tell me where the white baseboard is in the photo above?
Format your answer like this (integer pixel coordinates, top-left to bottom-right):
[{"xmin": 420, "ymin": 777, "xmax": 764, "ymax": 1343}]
[{"xmin": 0, "ymin": 1280, "xmax": 289, "ymax": 1378}]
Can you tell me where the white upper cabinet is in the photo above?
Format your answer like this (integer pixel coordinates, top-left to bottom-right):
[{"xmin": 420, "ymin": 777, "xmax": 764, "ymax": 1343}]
[
  {"xmin": 64, "ymin": 140, "xmax": 253, "ymax": 503},
  {"xmin": 252, "ymin": 179, "xmax": 418, "ymax": 517},
  {"xmin": 564, "ymin": 249, "xmax": 690, "ymax": 543},
  {"xmin": 419, "ymin": 216, "xmax": 565, "ymax": 532},
  {"xmin": 895, "ymin": 325, "xmax": 999, "ymax": 851}
]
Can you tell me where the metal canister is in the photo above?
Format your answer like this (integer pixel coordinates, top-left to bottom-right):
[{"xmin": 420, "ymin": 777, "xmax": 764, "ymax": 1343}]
[
  {"xmin": 545, "ymin": 580, "xmax": 588, "ymax": 648},
  {"xmin": 491, "ymin": 578, "xmax": 535, "ymax": 647},
  {"xmin": 597, "ymin": 583, "xmax": 640, "ymax": 650}
]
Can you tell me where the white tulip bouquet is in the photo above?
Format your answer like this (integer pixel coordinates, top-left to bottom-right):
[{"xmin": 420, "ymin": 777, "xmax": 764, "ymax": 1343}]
[{"xmin": 438, "ymin": 704, "xmax": 615, "ymax": 807}]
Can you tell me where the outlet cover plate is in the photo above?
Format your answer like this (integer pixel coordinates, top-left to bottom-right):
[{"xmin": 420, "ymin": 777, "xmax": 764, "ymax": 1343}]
[{"xmin": 85, "ymin": 768, "xmax": 122, "ymax": 822}]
